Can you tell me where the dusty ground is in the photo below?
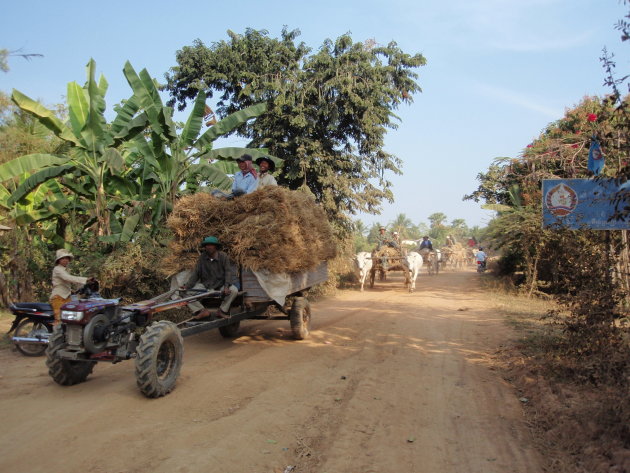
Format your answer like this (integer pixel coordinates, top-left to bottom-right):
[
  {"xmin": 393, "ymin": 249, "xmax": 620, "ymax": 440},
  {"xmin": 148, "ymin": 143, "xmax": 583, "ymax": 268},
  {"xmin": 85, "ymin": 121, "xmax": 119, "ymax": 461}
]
[{"xmin": 0, "ymin": 269, "xmax": 543, "ymax": 473}]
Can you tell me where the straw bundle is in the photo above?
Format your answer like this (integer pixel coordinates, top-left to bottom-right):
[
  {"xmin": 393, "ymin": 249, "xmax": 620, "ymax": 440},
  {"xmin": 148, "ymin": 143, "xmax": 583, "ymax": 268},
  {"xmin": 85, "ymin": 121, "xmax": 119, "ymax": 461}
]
[{"xmin": 164, "ymin": 187, "xmax": 337, "ymax": 275}]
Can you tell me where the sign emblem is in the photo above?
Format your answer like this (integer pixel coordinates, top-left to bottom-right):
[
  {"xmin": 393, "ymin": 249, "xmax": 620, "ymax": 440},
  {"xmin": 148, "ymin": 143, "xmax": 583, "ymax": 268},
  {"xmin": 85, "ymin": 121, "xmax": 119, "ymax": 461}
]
[{"xmin": 545, "ymin": 183, "xmax": 578, "ymax": 216}]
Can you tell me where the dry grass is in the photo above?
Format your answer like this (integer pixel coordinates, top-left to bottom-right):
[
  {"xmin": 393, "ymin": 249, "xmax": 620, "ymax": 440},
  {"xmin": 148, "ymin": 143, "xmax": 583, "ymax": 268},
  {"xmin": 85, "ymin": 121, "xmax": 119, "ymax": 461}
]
[
  {"xmin": 488, "ymin": 283, "xmax": 630, "ymax": 473},
  {"xmin": 164, "ymin": 188, "xmax": 337, "ymax": 275}
]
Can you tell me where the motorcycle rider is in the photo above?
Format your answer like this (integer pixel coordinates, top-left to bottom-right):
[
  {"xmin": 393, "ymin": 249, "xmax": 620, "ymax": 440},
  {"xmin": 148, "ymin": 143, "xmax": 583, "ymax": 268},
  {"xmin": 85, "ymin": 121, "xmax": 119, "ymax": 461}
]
[
  {"xmin": 475, "ymin": 247, "xmax": 487, "ymax": 271},
  {"xmin": 50, "ymin": 249, "xmax": 92, "ymax": 325}
]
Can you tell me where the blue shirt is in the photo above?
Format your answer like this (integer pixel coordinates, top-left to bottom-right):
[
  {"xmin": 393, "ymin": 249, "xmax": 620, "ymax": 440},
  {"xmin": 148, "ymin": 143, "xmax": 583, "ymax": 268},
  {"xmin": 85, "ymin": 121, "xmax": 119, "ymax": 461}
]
[{"xmin": 232, "ymin": 171, "xmax": 258, "ymax": 194}]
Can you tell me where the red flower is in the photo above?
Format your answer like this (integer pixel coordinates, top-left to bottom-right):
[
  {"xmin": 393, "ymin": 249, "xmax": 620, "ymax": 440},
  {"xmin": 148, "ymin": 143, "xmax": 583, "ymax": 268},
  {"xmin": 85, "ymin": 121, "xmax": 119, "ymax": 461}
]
[
  {"xmin": 526, "ymin": 144, "xmax": 533, "ymax": 148},
  {"xmin": 587, "ymin": 113, "xmax": 597, "ymax": 122},
  {"xmin": 571, "ymin": 144, "xmax": 579, "ymax": 148}
]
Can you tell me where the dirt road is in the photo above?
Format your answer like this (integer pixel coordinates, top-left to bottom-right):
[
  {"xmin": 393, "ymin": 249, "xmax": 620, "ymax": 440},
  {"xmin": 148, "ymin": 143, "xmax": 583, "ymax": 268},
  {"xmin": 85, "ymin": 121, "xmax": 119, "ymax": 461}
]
[{"xmin": 0, "ymin": 269, "xmax": 542, "ymax": 473}]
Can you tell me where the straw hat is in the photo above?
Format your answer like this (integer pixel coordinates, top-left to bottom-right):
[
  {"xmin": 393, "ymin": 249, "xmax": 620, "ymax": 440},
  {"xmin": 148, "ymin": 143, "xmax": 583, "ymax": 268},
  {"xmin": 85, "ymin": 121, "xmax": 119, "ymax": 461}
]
[{"xmin": 55, "ymin": 249, "xmax": 74, "ymax": 263}]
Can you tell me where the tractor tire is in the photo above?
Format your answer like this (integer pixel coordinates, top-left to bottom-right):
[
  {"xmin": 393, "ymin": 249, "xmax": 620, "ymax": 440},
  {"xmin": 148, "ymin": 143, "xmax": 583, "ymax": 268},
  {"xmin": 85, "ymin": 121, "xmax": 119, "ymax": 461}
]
[
  {"xmin": 219, "ymin": 321, "xmax": 240, "ymax": 338},
  {"xmin": 14, "ymin": 319, "xmax": 49, "ymax": 357},
  {"xmin": 46, "ymin": 327, "xmax": 96, "ymax": 386},
  {"xmin": 135, "ymin": 321, "xmax": 183, "ymax": 398},
  {"xmin": 290, "ymin": 297, "xmax": 311, "ymax": 340}
]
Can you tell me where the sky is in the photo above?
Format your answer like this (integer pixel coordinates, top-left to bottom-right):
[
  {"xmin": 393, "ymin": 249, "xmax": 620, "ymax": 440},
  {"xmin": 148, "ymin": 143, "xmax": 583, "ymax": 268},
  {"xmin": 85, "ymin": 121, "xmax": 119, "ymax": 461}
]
[{"xmin": 1, "ymin": 0, "xmax": 628, "ymax": 229}]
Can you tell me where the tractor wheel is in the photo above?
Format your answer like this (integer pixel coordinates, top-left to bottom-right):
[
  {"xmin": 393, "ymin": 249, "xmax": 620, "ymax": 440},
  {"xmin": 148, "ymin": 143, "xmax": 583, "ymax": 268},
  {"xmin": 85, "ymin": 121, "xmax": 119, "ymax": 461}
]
[
  {"xmin": 46, "ymin": 327, "xmax": 96, "ymax": 385},
  {"xmin": 14, "ymin": 319, "xmax": 49, "ymax": 357},
  {"xmin": 219, "ymin": 321, "xmax": 241, "ymax": 338},
  {"xmin": 135, "ymin": 321, "xmax": 183, "ymax": 398},
  {"xmin": 290, "ymin": 297, "xmax": 311, "ymax": 340}
]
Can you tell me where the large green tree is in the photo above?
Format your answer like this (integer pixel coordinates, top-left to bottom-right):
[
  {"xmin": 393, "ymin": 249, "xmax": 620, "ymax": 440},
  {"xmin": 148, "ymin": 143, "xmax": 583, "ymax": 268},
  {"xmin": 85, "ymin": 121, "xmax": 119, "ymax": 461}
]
[{"xmin": 164, "ymin": 28, "xmax": 426, "ymax": 231}]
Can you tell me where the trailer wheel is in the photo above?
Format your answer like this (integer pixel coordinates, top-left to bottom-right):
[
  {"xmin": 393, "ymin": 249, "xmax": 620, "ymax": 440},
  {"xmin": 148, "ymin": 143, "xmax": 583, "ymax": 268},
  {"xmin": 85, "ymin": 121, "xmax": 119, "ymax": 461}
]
[
  {"xmin": 135, "ymin": 321, "xmax": 183, "ymax": 398},
  {"xmin": 46, "ymin": 327, "xmax": 96, "ymax": 385},
  {"xmin": 14, "ymin": 319, "xmax": 49, "ymax": 357},
  {"xmin": 219, "ymin": 321, "xmax": 240, "ymax": 338},
  {"xmin": 290, "ymin": 297, "xmax": 311, "ymax": 340}
]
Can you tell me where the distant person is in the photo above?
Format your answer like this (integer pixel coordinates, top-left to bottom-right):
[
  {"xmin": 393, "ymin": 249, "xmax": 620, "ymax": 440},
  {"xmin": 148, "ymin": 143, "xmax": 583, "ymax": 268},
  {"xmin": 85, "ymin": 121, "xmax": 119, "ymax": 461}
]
[
  {"xmin": 417, "ymin": 236, "xmax": 433, "ymax": 251},
  {"xmin": 255, "ymin": 157, "xmax": 278, "ymax": 188},
  {"xmin": 475, "ymin": 247, "xmax": 487, "ymax": 270},
  {"xmin": 445, "ymin": 235, "xmax": 455, "ymax": 246},
  {"xmin": 376, "ymin": 227, "xmax": 398, "ymax": 250},
  {"xmin": 232, "ymin": 154, "xmax": 258, "ymax": 196}
]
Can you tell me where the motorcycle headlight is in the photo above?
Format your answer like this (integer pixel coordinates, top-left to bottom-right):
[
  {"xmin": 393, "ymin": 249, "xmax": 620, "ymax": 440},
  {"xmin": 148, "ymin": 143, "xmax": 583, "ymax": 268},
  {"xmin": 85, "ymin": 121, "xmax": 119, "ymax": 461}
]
[{"xmin": 61, "ymin": 310, "xmax": 84, "ymax": 321}]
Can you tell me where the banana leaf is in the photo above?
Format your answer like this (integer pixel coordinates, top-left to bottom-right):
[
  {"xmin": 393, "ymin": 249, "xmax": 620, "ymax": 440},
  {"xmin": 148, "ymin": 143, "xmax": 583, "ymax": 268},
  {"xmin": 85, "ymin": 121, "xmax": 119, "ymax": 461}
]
[
  {"xmin": 8, "ymin": 164, "xmax": 75, "ymax": 205},
  {"xmin": 67, "ymin": 81, "xmax": 89, "ymax": 140},
  {"xmin": 195, "ymin": 102, "xmax": 267, "ymax": 151},
  {"xmin": 122, "ymin": 62, "xmax": 165, "ymax": 137},
  {"xmin": 181, "ymin": 91, "xmax": 206, "ymax": 148},
  {"xmin": 14, "ymin": 198, "xmax": 72, "ymax": 225},
  {"xmin": 81, "ymin": 59, "xmax": 109, "ymax": 151},
  {"xmin": 11, "ymin": 90, "xmax": 81, "ymax": 146},
  {"xmin": 0, "ymin": 184, "xmax": 10, "ymax": 209},
  {"xmin": 120, "ymin": 213, "xmax": 141, "ymax": 242},
  {"xmin": 102, "ymin": 148, "xmax": 124, "ymax": 173},
  {"xmin": 0, "ymin": 154, "xmax": 70, "ymax": 182},
  {"xmin": 189, "ymin": 163, "xmax": 233, "ymax": 191}
]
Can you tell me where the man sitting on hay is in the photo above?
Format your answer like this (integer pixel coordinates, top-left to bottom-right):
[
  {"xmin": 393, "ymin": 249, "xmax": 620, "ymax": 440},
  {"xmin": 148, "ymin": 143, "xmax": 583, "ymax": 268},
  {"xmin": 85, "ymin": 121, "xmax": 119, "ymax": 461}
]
[{"xmin": 181, "ymin": 236, "xmax": 239, "ymax": 320}]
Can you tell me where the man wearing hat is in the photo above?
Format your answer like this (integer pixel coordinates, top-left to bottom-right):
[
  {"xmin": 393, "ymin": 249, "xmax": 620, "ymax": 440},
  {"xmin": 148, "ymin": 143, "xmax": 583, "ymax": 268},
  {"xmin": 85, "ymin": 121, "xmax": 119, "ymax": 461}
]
[
  {"xmin": 255, "ymin": 157, "xmax": 277, "ymax": 189},
  {"xmin": 232, "ymin": 153, "xmax": 259, "ymax": 196},
  {"xmin": 375, "ymin": 226, "xmax": 399, "ymax": 250},
  {"xmin": 50, "ymin": 249, "xmax": 91, "ymax": 324},
  {"xmin": 182, "ymin": 236, "xmax": 239, "ymax": 319}
]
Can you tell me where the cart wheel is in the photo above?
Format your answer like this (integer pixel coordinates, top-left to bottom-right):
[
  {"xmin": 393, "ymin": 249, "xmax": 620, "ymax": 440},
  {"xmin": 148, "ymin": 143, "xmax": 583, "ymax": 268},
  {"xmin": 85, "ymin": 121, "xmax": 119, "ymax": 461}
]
[
  {"xmin": 290, "ymin": 297, "xmax": 311, "ymax": 340},
  {"xmin": 135, "ymin": 321, "xmax": 183, "ymax": 398},
  {"xmin": 14, "ymin": 319, "xmax": 50, "ymax": 356},
  {"xmin": 219, "ymin": 321, "xmax": 241, "ymax": 338},
  {"xmin": 46, "ymin": 327, "xmax": 96, "ymax": 385}
]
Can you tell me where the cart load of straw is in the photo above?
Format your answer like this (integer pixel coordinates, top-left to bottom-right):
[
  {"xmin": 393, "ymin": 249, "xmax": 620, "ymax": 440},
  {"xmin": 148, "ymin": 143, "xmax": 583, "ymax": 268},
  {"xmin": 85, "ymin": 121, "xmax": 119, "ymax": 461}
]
[
  {"xmin": 372, "ymin": 246, "xmax": 405, "ymax": 271},
  {"xmin": 164, "ymin": 187, "xmax": 337, "ymax": 275}
]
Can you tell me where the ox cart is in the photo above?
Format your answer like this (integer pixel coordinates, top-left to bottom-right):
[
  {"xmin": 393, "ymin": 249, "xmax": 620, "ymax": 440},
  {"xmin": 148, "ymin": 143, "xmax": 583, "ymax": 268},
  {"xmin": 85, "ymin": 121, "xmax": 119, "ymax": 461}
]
[
  {"xmin": 369, "ymin": 247, "xmax": 407, "ymax": 288},
  {"xmin": 46, "ymin": 262, "xmax": 327, "ymax": 398}
]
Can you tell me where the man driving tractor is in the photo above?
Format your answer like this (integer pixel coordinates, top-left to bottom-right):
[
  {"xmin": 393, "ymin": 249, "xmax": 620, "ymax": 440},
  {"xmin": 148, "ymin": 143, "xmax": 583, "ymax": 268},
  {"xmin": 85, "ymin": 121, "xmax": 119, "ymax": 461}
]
[{"xmin": 181, "ymin": 236, "xmax": 239, "ymax": 319}]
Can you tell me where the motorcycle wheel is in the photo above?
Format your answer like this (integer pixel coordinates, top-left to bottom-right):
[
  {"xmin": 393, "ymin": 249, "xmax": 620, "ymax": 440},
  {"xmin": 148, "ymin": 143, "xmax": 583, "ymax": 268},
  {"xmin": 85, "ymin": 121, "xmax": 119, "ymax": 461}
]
[
  {"xmin": 14, "ymin": 319, "xmax": 50, "ymax": 357},
  {"xmin": 46, "ymin": 327, "xmax": 96, "ymax": 385}
]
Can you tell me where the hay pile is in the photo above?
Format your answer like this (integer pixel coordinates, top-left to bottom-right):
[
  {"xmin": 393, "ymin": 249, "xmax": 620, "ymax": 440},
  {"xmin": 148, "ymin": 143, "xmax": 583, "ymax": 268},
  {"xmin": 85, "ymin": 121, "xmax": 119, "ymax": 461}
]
[
  {"xmin": 164, "ymin": 187, "xmax": 337, "ymax": 275},
  {"xmin": 372, "ymin": 246, "xmax": 400, "ymax": 259}
]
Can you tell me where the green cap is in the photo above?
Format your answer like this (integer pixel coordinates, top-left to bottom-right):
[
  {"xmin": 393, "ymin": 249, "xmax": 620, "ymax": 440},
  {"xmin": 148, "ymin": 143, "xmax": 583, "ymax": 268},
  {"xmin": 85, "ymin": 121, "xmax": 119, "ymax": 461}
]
[{"xmin": 200, "ymin": 236, "xmax": 221, "ymax": 247}]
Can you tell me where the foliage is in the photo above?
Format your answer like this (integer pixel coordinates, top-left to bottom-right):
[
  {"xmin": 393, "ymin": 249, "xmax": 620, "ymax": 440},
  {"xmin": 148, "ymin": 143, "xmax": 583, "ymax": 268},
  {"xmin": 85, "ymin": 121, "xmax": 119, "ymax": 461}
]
[
  {"xmin": 164, "ymin": 28, "xmax": 426, "ymax": 232},
  {"xmin": 0, "ymin": 48, "xmax": 43, "ymax": 73}
]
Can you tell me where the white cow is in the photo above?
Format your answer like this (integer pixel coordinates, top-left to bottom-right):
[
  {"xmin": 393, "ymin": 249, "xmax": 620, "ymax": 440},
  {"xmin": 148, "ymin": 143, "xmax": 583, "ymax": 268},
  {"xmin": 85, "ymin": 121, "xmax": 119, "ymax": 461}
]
[
  {"xmin": 402, "ymin": 251, "xmax": 423, "ymax": 293},
  {"xmin": 354, "ymin": 251, "xmax": 373, "ymax": 292}
]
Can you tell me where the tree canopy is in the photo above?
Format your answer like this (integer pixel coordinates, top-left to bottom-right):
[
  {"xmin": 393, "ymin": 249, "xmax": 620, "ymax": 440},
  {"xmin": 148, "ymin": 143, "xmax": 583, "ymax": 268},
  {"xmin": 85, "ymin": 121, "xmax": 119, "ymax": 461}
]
[{"xmin": 164, "ymin": 28, "xmax": 426, "ymax": 231}]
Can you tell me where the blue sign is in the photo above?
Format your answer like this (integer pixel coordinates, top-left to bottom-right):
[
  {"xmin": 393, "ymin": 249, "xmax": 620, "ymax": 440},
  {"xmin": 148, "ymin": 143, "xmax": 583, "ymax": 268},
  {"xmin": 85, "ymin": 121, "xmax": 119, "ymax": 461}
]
[{"xmin": 542, "ymin": 178, "xmax": 630, "ymax": 230}]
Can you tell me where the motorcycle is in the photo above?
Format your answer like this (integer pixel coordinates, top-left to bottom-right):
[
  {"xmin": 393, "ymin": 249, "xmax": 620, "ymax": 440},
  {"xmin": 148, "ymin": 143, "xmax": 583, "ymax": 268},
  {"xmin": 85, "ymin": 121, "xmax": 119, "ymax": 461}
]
[
  {"xmin": 7, "ymin": 280, "xmax": 100, "ymax": 357},
  {"xmin": 8, "ymin": 302, "xmax": 54, "ymax": 356},
  {"xmin": 476, "ymin": 260, "xmax": 487, "ymax": 273}
]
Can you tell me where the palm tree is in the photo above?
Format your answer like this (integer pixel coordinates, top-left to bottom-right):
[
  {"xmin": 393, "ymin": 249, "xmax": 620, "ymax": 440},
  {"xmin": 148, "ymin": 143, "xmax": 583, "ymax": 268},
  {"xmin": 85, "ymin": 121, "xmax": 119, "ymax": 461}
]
[{"xmin": 389, "ymin": 213, "xmax": 414, "ymax": 238}]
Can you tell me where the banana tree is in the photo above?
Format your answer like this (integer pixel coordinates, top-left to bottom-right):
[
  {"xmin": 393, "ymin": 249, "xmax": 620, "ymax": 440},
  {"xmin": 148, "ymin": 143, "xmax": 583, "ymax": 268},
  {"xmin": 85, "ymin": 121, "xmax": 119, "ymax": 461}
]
[
  {"xmin": 121, "ymin": 62, "xmax": 283, "ymax": 225},
  {"xmin": 2, "ymin": 59, "xmax": 146, "ymax": 238}
]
